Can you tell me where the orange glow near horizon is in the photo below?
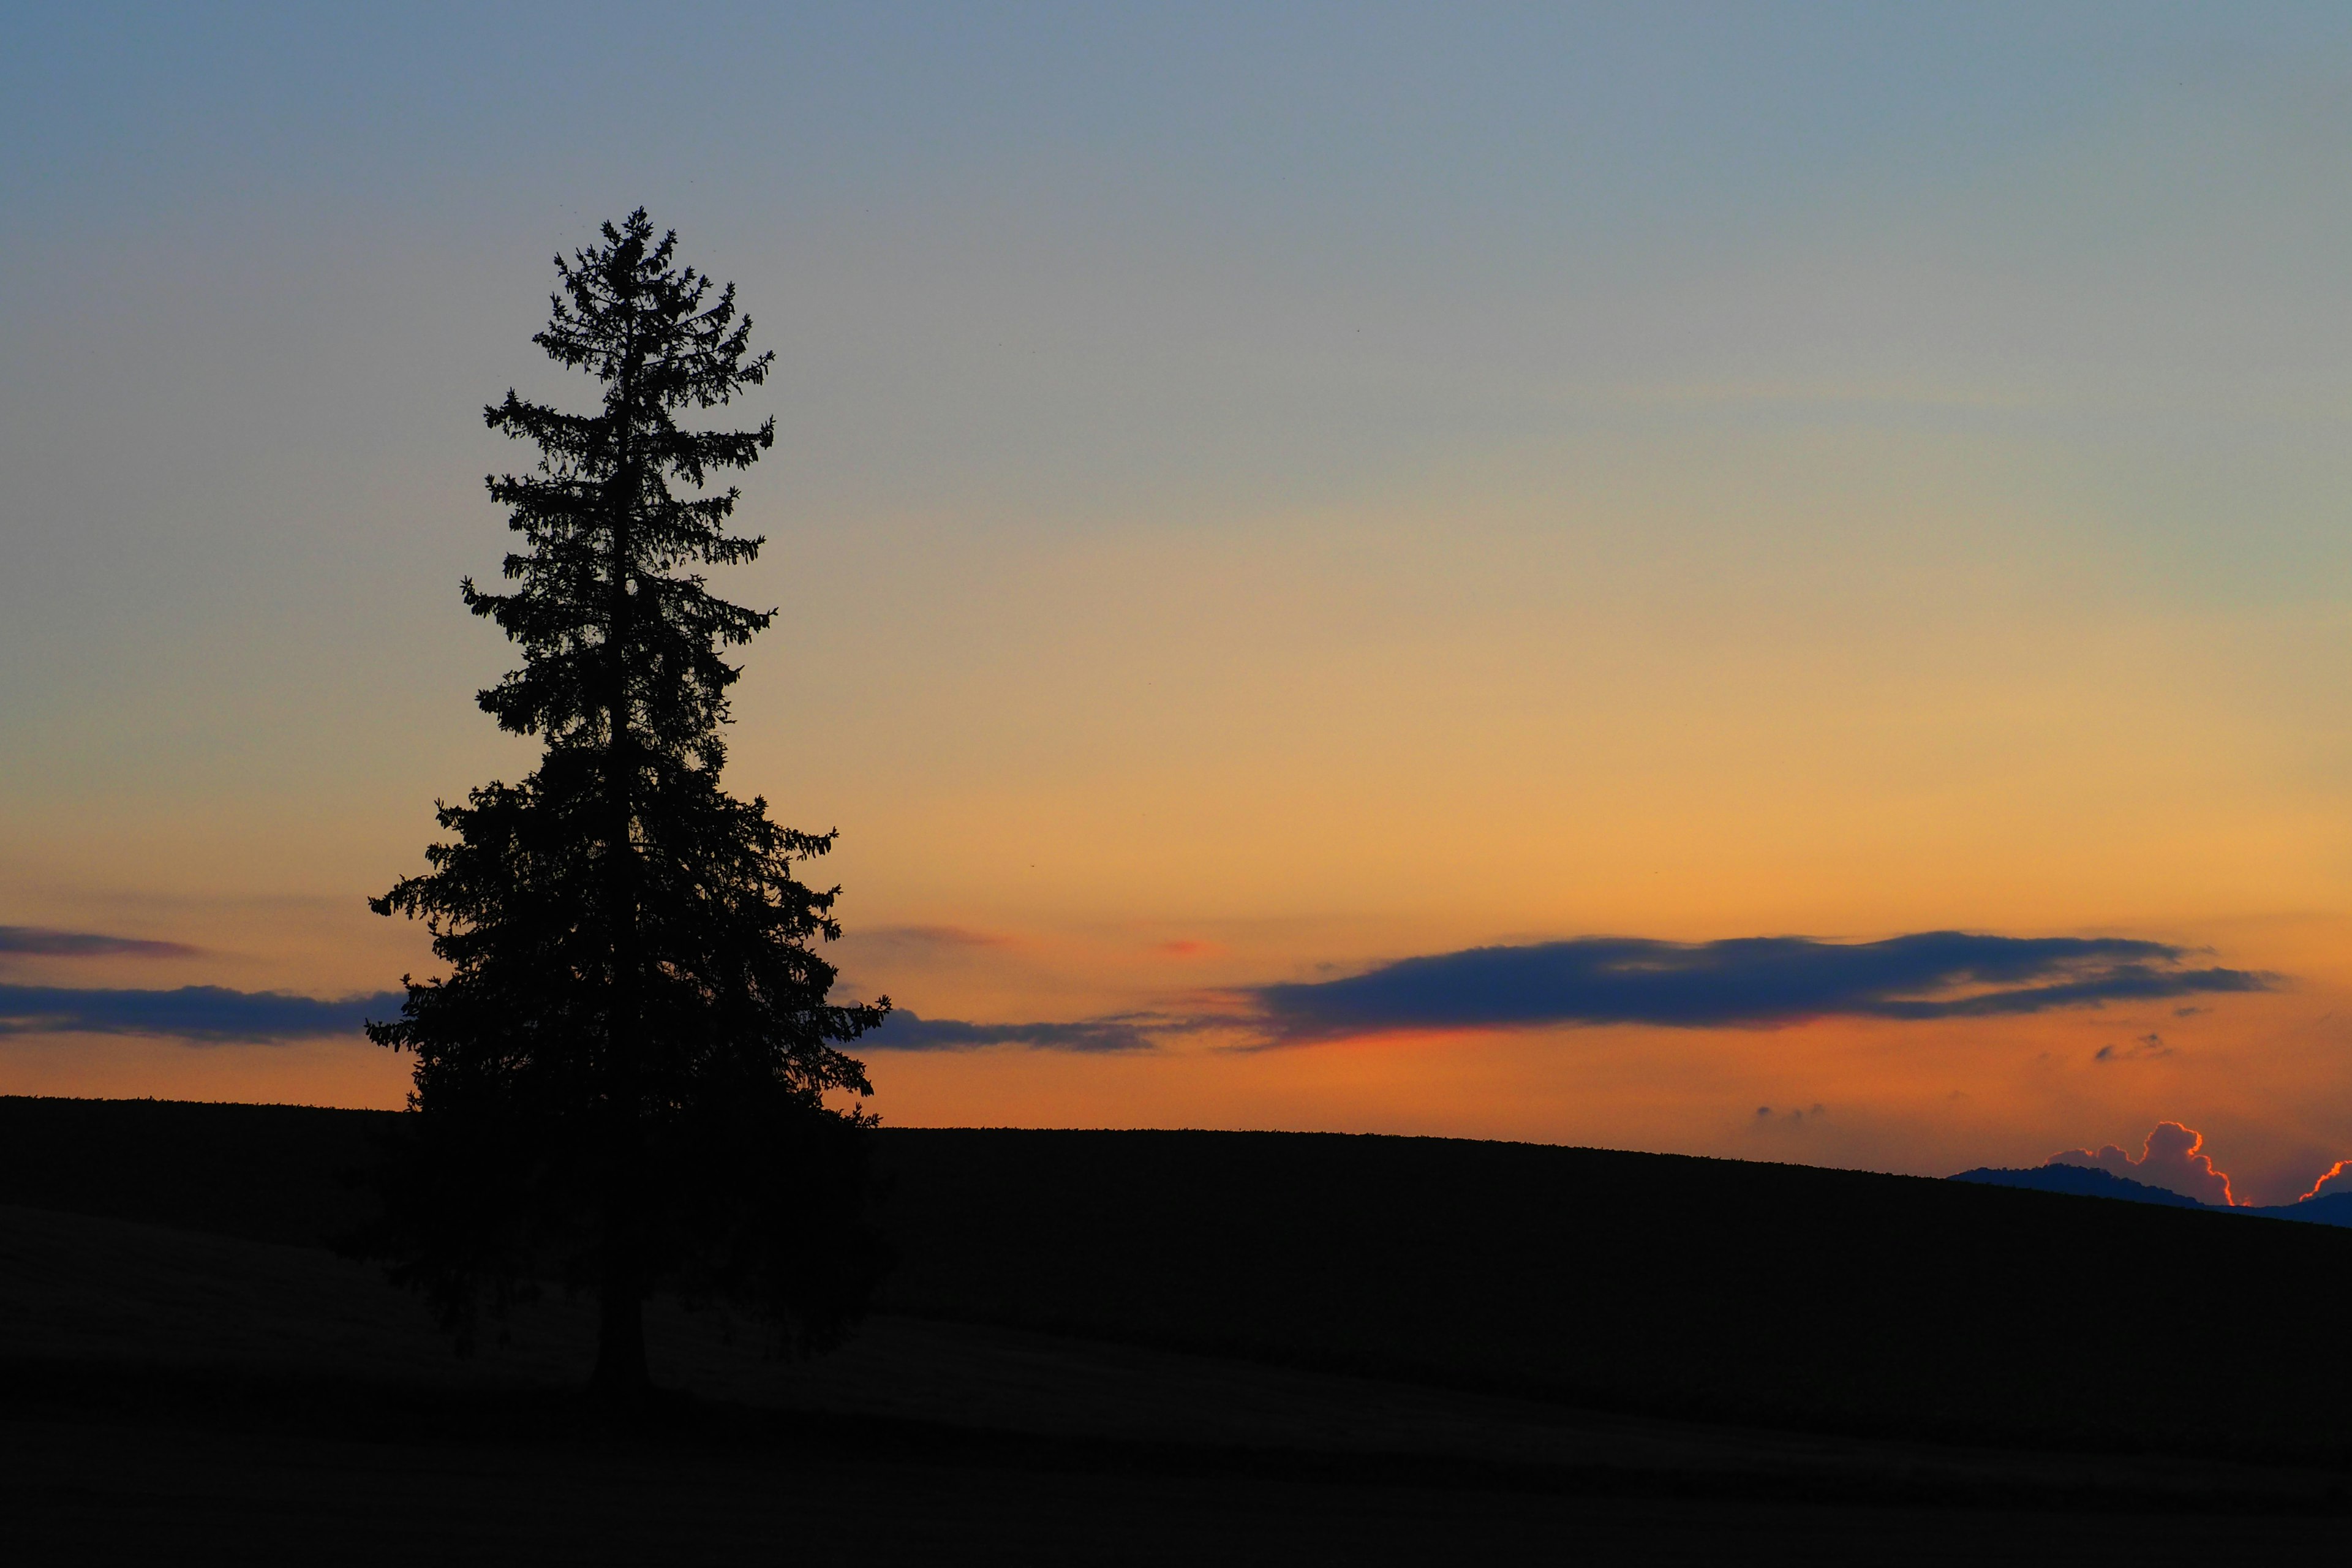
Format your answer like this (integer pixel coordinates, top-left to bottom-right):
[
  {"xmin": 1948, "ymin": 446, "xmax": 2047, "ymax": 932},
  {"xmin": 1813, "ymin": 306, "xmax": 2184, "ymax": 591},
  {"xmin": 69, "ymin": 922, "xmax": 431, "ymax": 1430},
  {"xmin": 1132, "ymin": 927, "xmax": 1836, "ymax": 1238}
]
[{"xmin": 9, "ymin": 15, "xmax": 2352, "ymax": 1211}]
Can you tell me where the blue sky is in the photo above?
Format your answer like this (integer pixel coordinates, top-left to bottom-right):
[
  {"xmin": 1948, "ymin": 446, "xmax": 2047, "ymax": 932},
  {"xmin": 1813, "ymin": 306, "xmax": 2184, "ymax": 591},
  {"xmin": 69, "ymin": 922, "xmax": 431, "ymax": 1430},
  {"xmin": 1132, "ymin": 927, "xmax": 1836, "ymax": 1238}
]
[{"xmin": 6, "ymin": 4, "xmax": 2352, "ymax": 1198}]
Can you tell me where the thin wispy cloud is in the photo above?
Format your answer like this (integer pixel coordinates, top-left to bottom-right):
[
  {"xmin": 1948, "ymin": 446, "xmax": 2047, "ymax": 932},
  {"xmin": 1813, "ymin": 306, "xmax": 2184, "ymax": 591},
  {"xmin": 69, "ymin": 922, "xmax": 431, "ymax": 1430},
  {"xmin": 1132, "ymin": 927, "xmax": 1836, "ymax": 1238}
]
[
  {"xmin": 861, "ymin": 1009, "xmax": 1163, "ymax": 1054},
  {"xmin": 855, "ymin": 925, "xmax": 1017, "ymax": 950},
  {"xmin": 0, "ymin": 984, "xmax": 401, "ymax": 1043},
  {"xmin": 1246, "ymin": 933, "xmax": 2274, "ymax": 1044},
  {"xmin": 0, "ymin": 926, "xmax": 199, "ymax": 959}
]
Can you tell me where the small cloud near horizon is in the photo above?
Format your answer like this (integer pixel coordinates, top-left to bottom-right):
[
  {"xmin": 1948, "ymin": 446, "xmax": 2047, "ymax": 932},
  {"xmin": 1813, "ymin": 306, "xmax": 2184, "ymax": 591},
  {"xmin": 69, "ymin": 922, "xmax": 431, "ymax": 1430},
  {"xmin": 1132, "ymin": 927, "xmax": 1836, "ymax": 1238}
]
[{"xmin": 2093, "ymin": 1031, "xmax": 2174, "ymax": 1063}]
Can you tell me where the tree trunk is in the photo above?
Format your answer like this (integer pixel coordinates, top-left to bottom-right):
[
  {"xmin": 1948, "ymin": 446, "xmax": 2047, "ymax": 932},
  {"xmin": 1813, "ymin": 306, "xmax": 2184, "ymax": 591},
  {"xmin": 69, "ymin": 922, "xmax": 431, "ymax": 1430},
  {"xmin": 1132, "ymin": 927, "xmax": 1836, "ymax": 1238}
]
[
  {"xmin": 590, "ymin": 1136, "xmax": 650, "ymax": 1399},
  {"xmin": 590, "ymin": 329, "xmax": 652, "ymax": 1405},
  {"xmin": 590, "ymin": 1247, "xmax": 651, "ymax": 1398}
]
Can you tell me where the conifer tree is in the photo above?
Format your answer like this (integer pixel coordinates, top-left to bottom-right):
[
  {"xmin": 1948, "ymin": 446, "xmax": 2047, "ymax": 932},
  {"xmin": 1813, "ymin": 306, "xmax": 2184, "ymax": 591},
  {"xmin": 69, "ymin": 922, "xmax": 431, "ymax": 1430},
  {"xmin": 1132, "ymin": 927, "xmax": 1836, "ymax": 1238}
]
[{"xmin": 369, "ymin": 210, "xmax": 886, "ymax": 1396}]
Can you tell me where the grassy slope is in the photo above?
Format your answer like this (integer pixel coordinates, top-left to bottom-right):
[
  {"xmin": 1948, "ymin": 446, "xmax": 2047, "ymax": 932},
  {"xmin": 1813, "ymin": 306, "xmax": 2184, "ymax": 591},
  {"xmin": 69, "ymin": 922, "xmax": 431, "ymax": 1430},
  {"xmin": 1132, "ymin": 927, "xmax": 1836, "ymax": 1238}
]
[
  {"xmin": 876, "ymin": 1128, "xmax": 2352, "ymax": 1457},
  {"xmin": 25, "ymin": 1200, "xmax": 2310, "ymax": 1507},
  {"xmin": 4, "ymin": 1098, "xmax": 2349, "ymax": 1458}
]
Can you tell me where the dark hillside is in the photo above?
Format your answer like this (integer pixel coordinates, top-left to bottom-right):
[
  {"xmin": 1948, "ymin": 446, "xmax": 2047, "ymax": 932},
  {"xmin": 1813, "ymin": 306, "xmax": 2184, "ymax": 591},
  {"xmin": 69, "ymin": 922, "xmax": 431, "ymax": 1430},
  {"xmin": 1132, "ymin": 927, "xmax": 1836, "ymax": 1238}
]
[
  {"xmin": 0, "ymin": 1096, "xmax": 388, "ymax": 1246},
  {"xmin": 5, "ymin": 1099, "xmax": 2348, "ymax": 1458},
  {"xmin": 873, "ymin": 1128, "xmax": 2352, "ymax": 1457}
]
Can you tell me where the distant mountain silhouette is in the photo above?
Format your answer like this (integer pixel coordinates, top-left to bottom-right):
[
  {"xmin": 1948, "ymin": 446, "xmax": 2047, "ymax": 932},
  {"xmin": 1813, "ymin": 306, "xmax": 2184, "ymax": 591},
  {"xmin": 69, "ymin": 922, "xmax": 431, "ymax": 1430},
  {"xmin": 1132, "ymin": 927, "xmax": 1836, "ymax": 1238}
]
[
  {"xmin": 1949, "ymin": 1165, "xmax": 2352, "ymax": 1228},
  {"xmin": 2252, "ymin": 1191, "xmax": 2352, "ymax": 1228},
  {"xmin": 1949, "ymin": 1165, "xmax": 2209, "ymax": 1208}
]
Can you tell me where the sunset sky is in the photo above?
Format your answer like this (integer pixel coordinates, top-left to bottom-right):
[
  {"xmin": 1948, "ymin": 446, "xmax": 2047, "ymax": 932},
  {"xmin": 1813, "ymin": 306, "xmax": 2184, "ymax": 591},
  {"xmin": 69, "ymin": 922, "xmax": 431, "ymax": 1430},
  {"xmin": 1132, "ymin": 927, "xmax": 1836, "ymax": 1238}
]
[{"xmin": 7, "ymin": 4, "xmax": 2352, "ymax": 1202}]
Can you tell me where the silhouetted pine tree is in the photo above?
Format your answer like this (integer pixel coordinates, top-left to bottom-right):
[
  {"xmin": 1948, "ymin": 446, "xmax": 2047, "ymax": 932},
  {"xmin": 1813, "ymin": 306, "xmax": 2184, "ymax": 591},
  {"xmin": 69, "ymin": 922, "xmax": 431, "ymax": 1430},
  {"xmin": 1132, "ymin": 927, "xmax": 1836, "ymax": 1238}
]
[{"xmin": 368, "ymin": 210, "xmax": 886, "ymax": 1397}]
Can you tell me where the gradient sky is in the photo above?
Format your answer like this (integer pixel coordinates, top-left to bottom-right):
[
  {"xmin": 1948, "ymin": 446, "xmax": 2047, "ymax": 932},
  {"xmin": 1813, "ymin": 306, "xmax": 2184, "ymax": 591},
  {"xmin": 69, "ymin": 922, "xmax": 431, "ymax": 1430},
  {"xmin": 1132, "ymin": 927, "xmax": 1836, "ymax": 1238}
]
[{"xmin": 7, "ymin": 3, "xmax": 2352, "ymax": 1202}]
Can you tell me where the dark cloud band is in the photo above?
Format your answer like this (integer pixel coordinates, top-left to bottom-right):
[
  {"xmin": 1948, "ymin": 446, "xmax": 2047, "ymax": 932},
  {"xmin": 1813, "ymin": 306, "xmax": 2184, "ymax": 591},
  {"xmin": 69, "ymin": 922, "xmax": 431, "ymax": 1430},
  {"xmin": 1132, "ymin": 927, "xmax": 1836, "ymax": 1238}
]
[
  {"xmin": 861, "ymin": 1009, "xmax": 1160, "ymax": 1054},
  {"xmin": 6, "ymin": 930, "xmax": 2268, "ymax": 1054},
  {"xmin": 0, "ymin": 984, "xmax": 402, "ymax": 1043},
  {"xmin": 0, "ymin": 926, "xmax": 198, "ymax": 959},
  {"xmin": 1246, "ymin": 932, "xmax": 2273, "ymax": 1042}
]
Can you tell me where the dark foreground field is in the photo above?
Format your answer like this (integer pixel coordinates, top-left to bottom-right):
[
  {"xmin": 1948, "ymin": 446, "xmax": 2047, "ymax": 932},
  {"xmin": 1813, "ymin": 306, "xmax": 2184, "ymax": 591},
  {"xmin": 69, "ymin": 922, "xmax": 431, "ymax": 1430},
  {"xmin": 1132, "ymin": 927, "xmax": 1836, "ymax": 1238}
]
[{"xmin": 2, "ymin": 1098, "xmax": 2348, "ymax": 1562}]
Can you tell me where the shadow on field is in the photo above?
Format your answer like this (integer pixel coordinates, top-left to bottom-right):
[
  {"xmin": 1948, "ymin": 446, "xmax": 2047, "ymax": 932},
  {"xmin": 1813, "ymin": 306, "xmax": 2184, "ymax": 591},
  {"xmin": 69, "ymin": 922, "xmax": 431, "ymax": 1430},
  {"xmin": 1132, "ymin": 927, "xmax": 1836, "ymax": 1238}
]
[{"xmin": 3, "ymin": 1099, "xmax": 2350, "ymax": 1561}]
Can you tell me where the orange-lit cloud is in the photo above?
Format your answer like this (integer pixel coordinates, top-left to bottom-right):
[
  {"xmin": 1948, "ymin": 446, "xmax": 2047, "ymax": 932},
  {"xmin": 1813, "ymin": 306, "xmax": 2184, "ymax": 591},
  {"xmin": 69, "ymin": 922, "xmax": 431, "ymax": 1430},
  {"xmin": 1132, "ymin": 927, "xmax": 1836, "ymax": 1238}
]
[
  {"xmin": 2299, "ymin": 1160, "xmax": 2352, "ymax": 1204},
  {"xmin": 2051, "ymin": 1123, "xmax": 2236, "ymax": 1207}
]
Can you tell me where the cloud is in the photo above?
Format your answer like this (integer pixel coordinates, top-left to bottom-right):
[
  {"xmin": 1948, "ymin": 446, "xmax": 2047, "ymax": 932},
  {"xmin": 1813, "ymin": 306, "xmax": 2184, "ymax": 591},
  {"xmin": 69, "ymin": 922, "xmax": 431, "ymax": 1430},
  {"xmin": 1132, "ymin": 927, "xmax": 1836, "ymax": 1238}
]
[
  {"xmin": 2299, "ymin": 1160, "xmax": 2352, "ymax": 1204},
  {"xmin": 859, "ymin": 925, "xmax": 1014, "ymax": 950},
  {"xmin": 0, "ymin": 982, "xmax": 1158, "ymax": 1055},
  {"xmin": 1246, "ymin": 933, "xmax": 2272, "ymax": 1043},
  {"xmin": 850, "ymin": 930, "xmax": 2275, "ymax": 1057},
  {"xmin": 2049, "ymin": 1122, "xmax": 2236, "ymax": 1207},
  {"xmin": 0, "ymin": 984, "xmax": 400, "ymax": 1044},
  {"xmin": 861, "ymin": 1008, "xmax": 1162, "ymax": 1054},
  {"xmin": 2093, "ymin": 1031, "xmax": 2174, "ymax": 1063},
  {"xmin": 0, "ymin": 926, "xmax": 198, "ymax": 959}
]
